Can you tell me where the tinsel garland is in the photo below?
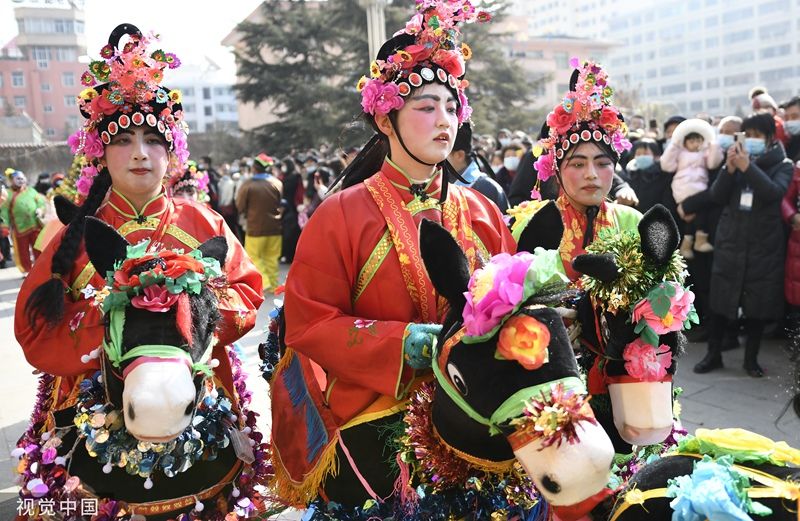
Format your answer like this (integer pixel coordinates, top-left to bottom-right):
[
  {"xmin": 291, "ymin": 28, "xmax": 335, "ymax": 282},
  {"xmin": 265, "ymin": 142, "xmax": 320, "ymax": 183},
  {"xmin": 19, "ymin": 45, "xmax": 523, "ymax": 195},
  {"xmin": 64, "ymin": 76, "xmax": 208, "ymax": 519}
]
[
  {"xmin": 580, "ymin": 227, "xmax": 687, "ymax": 314},
  {"xmin": 13, "ymin": 345, "xmax": 277, "ymax": 520}
]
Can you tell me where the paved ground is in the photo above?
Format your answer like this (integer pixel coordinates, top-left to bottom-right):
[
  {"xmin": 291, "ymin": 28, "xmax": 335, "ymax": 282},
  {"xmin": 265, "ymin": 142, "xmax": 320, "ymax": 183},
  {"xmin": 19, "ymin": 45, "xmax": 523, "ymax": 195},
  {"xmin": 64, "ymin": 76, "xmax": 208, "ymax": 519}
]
[{"xmin": 0, "ymin": 263, "xmax": 798, "ymax": 519}]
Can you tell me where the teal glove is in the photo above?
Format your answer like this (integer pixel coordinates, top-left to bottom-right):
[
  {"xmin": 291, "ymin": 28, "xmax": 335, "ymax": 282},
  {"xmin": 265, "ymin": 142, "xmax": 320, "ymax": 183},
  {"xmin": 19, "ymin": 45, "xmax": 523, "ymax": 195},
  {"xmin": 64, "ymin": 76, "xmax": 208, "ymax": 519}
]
[{"xmin": 403, "ymin": 323, "xmax": 442, "ymax": 369}]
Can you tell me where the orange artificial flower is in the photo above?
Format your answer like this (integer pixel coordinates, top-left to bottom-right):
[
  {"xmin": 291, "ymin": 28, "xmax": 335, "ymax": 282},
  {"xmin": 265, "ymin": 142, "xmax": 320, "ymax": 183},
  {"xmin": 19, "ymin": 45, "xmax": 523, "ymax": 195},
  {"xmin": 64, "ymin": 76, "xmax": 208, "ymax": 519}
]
[{"xmin": 497, "ymin": 314, "xmax": 550, "ymax": 370}]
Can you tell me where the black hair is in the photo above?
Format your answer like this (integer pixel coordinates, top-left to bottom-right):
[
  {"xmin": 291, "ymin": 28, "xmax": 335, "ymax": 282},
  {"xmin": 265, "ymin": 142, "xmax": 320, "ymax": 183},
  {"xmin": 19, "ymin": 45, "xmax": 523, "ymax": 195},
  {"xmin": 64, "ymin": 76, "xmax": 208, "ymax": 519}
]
[
  {"xmin": 632, "ymin": 138, "xmax": 662, "ymax": 156},
  {"xmin": 742, "ymin": 112, "xmax": 776, "ymax": 141},
  {"xmin": 452, "ymin": 122, "xmax": 473, "ymax": 154},
  {"xmin": 252, "ymin": 160, "xmax": 266, "ymax": 173},
  {"xmin": 663, "ymin": 115, "xmax": 686, "ymax": 132},
  {"xmin": 201, "ymin": 155, "xmax": 212, "ymax": 165},
  {"xmin": 683, "ymin": 132, "xmax": 704, "ymax": 144},
  {"xmin": 25, "ymin": 168, "xmax": 113, "ymax": 327},
  {"xmin": 781, "ymin": 96, "xmax": 800, "ymax": 111},
  {"xmin": 281, "ymin": 156, "xmax": 298, "ymax": 176}
]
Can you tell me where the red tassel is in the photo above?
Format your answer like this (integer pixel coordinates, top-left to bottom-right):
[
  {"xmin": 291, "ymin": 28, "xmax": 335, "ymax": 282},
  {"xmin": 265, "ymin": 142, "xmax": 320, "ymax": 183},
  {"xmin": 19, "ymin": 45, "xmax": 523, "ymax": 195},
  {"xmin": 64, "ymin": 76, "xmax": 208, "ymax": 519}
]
[{"xmin": 393, "ymin": 452, "xmax": 418, "ymax": 511}]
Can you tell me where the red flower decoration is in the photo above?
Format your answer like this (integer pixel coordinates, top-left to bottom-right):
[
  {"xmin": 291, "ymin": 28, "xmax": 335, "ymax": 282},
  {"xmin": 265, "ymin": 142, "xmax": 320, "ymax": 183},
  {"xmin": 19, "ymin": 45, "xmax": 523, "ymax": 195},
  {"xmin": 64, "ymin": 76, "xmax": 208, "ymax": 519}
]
[
  {"xmin": 546, "ymin": 104, "xmax": 577, "ymax": 135},
  {"xmin": 130, "ymin": 284, "xmax": 180, "ymax": 312}
]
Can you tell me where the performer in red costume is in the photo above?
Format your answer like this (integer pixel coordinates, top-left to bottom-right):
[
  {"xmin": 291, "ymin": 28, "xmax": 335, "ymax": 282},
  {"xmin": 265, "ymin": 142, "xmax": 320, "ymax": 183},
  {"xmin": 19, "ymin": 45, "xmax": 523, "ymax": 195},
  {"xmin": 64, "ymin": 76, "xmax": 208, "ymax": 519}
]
[
  {"xmin": 270, "ymin": 0, "xmax": 515, "ymax": 506},
  {"xmin": 15, "ymin": 23, "xmax": 263, "ymax": 414}
]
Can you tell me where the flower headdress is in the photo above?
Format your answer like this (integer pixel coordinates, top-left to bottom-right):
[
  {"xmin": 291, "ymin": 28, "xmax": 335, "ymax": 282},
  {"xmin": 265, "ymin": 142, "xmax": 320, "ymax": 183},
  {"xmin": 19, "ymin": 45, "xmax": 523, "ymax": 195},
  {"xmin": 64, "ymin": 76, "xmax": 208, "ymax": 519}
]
[
  {"xmin": 531, "ymin": 58, "xmax": 631, "ymax": 199},
  {"xmin": 167, "ymin": 161, "xmax": 210, "ymax": 202},
  {"xmin": 356, "ymin": 0, "xmax": 491, "ymax": 125},
  {"xmin": 67, "ymin": 23, "xmax": 189, "ymax": 196}
]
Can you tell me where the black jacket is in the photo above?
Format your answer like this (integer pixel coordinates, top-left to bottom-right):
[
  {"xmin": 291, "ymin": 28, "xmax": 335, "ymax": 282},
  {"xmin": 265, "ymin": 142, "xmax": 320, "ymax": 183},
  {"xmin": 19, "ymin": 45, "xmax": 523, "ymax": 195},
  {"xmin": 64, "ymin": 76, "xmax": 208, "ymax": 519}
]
[{"xmin": 709, "ymin": 143, "xmax": 793, "ymax": 320}]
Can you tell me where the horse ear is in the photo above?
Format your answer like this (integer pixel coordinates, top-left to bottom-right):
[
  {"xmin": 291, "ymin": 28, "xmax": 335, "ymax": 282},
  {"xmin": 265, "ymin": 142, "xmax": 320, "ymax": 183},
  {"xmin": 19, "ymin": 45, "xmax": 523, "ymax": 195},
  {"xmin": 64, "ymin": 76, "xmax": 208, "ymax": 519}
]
[
  {"xmin": 419, "ymin": 218, "xmax": 470, "ymax": 313},
  {"xmin": 638, "ymin": 204, "xmax": 680, "ymax": 266},
  {"xmin": 572, "ymin": 253, "xmax": 619, "ymax": 283},
  {"xmin": 84, "ymin": 217, "xmax": 130, "ymax": 277},
  {"xmin": 54, "ymin": 195, "xmax": 78, "ymax": 225},
  {"xmin": 196, "ymin": 236, "xmax": 228, "ymax": 268},
  {"xmin": 516, "ymin": 200, "xmax": 564, "ymax": 253}
]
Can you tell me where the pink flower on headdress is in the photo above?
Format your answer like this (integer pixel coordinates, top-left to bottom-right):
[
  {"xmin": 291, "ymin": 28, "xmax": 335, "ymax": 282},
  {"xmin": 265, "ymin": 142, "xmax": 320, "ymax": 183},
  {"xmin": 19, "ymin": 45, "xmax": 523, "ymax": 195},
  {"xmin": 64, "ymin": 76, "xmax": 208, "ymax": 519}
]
[
  {"xmin": 67, "ymin": 130, "xmax": 83, "ymax": 154},
  {"xmin": 462, "ymin": 252, "xmax": 535, "ymax": 337},
  {"xmin": 534, "ymin": 150, "xmax": 556, "ymax": 182},
  {"xmin": 404, "ymin": 43, "xmax": 434, "ymax": 64},
  {"xmin": 83, "ymin": 130, "xmax": 104, "ymax": 159},
  {"xmin": 131, "ymin": 284, "xmax": 180, "ymax": 313},
  {"xmin": 76, "ymin": 175, "xmax": 94, "ymax": 196},
  {"xmin": 361, "ymin": 79, "xmax": 405, "ymax": 116},
  {"xmin": 171, "ymin": 125, "xmax": 190, "ymax": 166},
  {"xmin": 546, "ymin": 104, "xmax": 577, "ymax": 135},
  {"xmin": 457, "ymin": 90, "xmax": 471, "ymax": 123},
  {"xmin": 406, "ymin": 13, "xmax": 424, "ymax": 34},
  {"xmin": 612, "ymin": 131, "xmax": 632, "ymax": 153},
  {"xmin": 599, "ymin": 106, "xmax": 620, "ymax": 131},
  {"xmin": 623, "ymin": 338, "xmax": 672, "ymax": 381},
  {"xmin": 632, "ymin": 283, "xmax": 695, "ymax": 335}
]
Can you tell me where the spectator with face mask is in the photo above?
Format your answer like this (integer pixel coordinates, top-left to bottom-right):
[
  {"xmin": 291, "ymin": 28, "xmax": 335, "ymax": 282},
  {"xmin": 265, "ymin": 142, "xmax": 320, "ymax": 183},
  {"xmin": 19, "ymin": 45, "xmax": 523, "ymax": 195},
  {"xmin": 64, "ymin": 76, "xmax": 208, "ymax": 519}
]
[
  {"xmin": 620, "ymin": 139, "xmax": 671, "ymax": 215},
  {"xmin": 496, "ymin": 128, "xmax": 512, "ymax": 149},
  {"xmin": 447, "ymin": 122, "xmax": 509, "ymax": 212},
  {"xmin": 495, "ymin": 141, "xmax": 524, "ymax": 193},
  {"xmin": 780, "ymin": 96, "xmax": 800, "ymax": 163}
]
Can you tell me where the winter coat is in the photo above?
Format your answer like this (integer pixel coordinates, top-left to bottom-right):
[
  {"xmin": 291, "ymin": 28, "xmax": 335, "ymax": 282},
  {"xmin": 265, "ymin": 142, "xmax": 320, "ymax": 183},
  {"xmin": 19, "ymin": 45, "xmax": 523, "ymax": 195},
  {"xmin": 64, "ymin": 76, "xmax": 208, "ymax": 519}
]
[
  {"xmin": 781, "ymin": 165, "xmax": 800, "ymax": 306},
  {"xmin": 620, "ymin": 160, "xmax": 676, "ymax": 215},
  {"xmin": 709, "ymin": 143, "xmax": 793, "ymax": 320},
  {"xmin": 661, "ymin": 142, "xmax": 723, "ymax": 203}
]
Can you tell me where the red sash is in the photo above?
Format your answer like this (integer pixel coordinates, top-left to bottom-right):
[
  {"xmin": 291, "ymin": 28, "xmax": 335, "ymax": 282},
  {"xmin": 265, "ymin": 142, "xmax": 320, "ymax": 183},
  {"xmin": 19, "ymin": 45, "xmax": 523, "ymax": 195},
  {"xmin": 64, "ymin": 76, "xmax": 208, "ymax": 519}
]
[{"xmin": 364, "ymin": 171, "xmax": 479, "ymax": 322}]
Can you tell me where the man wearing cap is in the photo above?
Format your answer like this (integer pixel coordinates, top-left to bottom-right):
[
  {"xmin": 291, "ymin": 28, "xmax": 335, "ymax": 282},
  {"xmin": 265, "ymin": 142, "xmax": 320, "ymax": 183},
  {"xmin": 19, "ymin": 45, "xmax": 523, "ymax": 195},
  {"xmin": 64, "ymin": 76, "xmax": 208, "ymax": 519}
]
[
  {"xmin": 0, "ymin": 169, "xmax": 47, "ymax": 273},
  {"xmin": 236, "ymin": 153, "xmax": 283, "ymax": 293}
]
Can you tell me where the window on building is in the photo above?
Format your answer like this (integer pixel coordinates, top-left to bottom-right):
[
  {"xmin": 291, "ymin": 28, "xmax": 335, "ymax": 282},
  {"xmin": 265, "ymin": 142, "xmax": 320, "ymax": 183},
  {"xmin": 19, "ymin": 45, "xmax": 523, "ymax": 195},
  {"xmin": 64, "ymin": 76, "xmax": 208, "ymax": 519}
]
[
  {"xmin": 759, "ymin": 0, "xmax": 784, "ymax": 14},
  {"xmin": 760, "ymin": 67, "xmax": 796, "ymax": 82},
  {"xmin": 706, "ymin": 36, "xmax": 719, "ymax": 48},
  {"xmin": 187, "ymin": 121, "xmax": 197, "ymax": 132},
  {"xmin": 40, "ymin": 82, "xmax": 51, "ymax": 92},
  {"xmin": 0, "ymin": 73, "xmax": 3, "ymax": 88},
  {"xmin": 707, "ymin": 98, "xmax": 720, "ymax": 110},
  {"xmin": 690, "ymin": 100, "xmax": 703, "ymax": 112},
  {"xmin": 55, "ymin": 48, "xmax": 77, "ymax": 62},
  {"xmin": 646, "ymin": 68, "xmax": 657, "ymax": 78},
  {"xmin": 75, "ymin": 20, "xmax": 84, "ymax": 34},
  {"xmin": 723, "ymin": 51, "xmax": 755, "ymax": 66},
  {"xmin": 184, "ymin": 103, "xmax": 195, "ymax": 113},
  {"xmin": 759, "ymin": 21, "xmax": 790, "ymax": 40},
  {"xmin": 62, "ymin": 72, "xmax": 75, "ymax": 87},
  {"xmin": 554, "ymin": 52, "xmax": 569, "ymax": 69},
  {"xmin": 214, "ymin": 87, "xmax": 227, "ymax": 96},
  {"xmin": 706, "ymin": 57, "xmax": 719, "ymax": 69},
  {"xmin": 64, "ymin": 95, "xmax": 75, "ymax": 107},
  {"xmin": 43, "ymin": 104, "xmax": 54, "ymax": 113},
  {"xmin": 54, "ymin": 19, "xmax": 75, "ymax": 33},
  {"xmin": 46, "ymin": 128, "xmax": 56, "ymax": 137},
  {"xmin": 183, "ymin": 87, "xmax": 195, "ymax": 97},
  {"xmin": 722, "ymin": 7, "xmax": 753, "ymax": 24},
  {"xmin": 203, "ymin": 87, "xmax": 211, "ymax": 100},
  {"xmin": 761, "ymin": 44, "xmax": 791, "ymax": 59},
  {"xmin": 661, "ymin": 64, "xmax": 684, "ymax": 76},
  {"xmin": 215, "ymin": 103, "xmax": 225, "ymax": 112},
  {"xmin": 204, "ymin": 106, "xmax": 212, "ymax": 116},
  {"xmin": 12, "ymin": 71, "xmax": 24, "ymax": 87},
  {"xmin": 661, "ymin": 83, "xmax": 686, "ymax": 95},
  {"xmin": 690, "ymin": 81, "xmax": 702, "ymax": 91},
  {"xmin": 14, "ymin": 96, "xmax": 26, "ymax": 108},
  {"xmin": 705, "ymin": 16, "xmax": 718, "ymax": 28},
  {"xmin": 227, "ymin": 104, "xmax": 237, "ymax": 112},
  {"xmin": 647, "ymin": 87, "xmax": 658, "ymax": 97},
  {"xmin": 707, "ymin": 78, "xmax": 720, "ymax": 88},
  {"xmin": 659, "ymin": 43, "xmax": 684, "ymax": 57},
  {"xmin": 728, "ymin": 95, "xmax": 749, "ymax": 107},
  {"xmin": 724, "ymin": 73, "xmax": 755, "ymax": 87},
  {"xmin": 67, "ymin": 115, "xmax": 79, "ymax": 129},
  {"xmin": 723, "ymin": 29, "xmax": 753, "ymax": 45},
  {"xmin": 32, "ymin": 46, "xmax": 50, "ymax": 68}
]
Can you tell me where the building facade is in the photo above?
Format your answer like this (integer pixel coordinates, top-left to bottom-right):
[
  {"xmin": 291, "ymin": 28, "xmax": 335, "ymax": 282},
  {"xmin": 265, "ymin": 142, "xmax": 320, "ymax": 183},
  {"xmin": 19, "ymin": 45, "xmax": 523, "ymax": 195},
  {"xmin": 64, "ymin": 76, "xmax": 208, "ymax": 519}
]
[
  {"xmin": 606, "ymin": 0, "xmax": 800, "ymax": 117},
  {"xmin": 169, "ymin": 61, "xmax": 239, "ymax": 134},
  {"xmin": 0, "ymin": 0, "xmax": 86, "ymax": 141}
]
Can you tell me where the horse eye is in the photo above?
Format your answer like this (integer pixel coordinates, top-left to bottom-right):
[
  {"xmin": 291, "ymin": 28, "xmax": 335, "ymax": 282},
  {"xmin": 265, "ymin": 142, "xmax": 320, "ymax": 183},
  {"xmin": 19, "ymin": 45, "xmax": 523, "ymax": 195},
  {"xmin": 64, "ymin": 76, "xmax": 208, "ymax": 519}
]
[{"xmin": 446, "ymin": 363, "xmax": 468, "ymax": 396}]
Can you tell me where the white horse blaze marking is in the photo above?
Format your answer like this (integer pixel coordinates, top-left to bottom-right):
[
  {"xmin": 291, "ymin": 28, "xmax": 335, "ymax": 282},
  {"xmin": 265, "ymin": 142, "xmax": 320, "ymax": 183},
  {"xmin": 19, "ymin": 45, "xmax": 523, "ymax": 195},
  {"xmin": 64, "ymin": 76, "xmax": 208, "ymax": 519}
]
[
  {"xmin": 122, "ymin": 361, "xmax": 196, "ymax": 441},
  {"xmin": 511, "ymin": 420, "xmax": 614, "ymax": 506},
  {"xmin": 608, "ymin": 381, "xmax": 674, "ymax": 446}
]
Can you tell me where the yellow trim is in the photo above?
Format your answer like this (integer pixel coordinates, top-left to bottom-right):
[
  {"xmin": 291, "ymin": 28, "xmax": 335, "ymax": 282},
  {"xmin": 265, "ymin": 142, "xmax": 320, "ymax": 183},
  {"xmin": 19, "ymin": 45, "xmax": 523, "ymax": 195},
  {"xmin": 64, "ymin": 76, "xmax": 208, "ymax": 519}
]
[
  {"xmin": 353, "ymin": 230, "xmax": 392, "ymax": 305},
  {"xmin": 433, "ymin": 426, "xmax": 516, "ymax": 474},
  {"xmin": 608, "ymin": 487, "xmax": 668, "ymax": 521},
  {"xmin": 117, "ymin": 219, "xmax": 160, "ymax": 236},
  {"xmin": 269, "ymin": 434, "xmax": 339, "ymax": 507},
  {"xmin": 166, "ymin": 225, "xmax": 200, "ymax": 248},
  {"xmin": 324, "ymin": 377, "xmax": 337, "ymax": 406},
  {"xmin": 70, "ymin": 263, "xmax": 97, "ymax": 299},
  {"xmin": 340, "ymin": 401, "xmax": 410, "ymax": 431},
  {"xmin": 404, "ymin": 197, "xmax": 442, "ymax": 214},
  {"xmin": 471, "ymin": 230, "xmax": 489, "ymax": 261}
]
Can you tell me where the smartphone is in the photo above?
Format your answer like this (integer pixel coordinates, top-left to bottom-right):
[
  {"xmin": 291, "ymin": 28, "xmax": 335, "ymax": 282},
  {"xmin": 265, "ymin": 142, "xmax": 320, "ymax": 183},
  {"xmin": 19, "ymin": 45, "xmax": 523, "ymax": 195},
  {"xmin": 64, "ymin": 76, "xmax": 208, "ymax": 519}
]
[{"xmin": 734, "ymin": 132, "xmax": 746, "ymax": 148}]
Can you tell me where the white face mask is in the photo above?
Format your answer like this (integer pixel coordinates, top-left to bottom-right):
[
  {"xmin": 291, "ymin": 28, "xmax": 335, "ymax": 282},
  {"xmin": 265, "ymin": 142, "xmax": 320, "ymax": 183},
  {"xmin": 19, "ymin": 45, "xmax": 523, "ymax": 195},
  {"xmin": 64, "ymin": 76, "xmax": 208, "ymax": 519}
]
[
  {"xmin": 504, "ymin": 156, "xmax": 520, "ymax": 171},
  {"xmin": 491, "ymin": 164, "xmax": 503, "ymax": 173},
  {"xmin": 499, "ymin": 138, "xmax": 511, "ymax": 147},
  {"xmin": 785, "ymin": 120, "xmax": 800, "ymax": 137}
]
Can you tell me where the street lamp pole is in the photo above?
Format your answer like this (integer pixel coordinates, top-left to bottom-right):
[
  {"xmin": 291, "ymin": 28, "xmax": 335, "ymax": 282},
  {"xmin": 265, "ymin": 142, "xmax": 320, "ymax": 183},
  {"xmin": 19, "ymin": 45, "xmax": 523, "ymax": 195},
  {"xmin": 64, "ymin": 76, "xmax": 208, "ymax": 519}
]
[{"xmin": 359, "ymin": 0, "xmax": 388, "ymax": 61}]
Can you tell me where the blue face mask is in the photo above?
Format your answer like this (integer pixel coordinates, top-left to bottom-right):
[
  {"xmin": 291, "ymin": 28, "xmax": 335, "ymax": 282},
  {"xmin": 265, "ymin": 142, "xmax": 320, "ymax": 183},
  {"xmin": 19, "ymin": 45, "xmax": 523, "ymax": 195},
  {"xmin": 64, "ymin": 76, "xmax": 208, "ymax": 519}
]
[
  {"xmin": 634, "ymin": 155, "xmax": 655, "ymax": 170},
  {"xmin": 717, "ymin": 134, "xmax": 734, "ymax": 151},
  {"xmin": 744, "ymin": 138, "xmax": 766, "ymax": 156}
]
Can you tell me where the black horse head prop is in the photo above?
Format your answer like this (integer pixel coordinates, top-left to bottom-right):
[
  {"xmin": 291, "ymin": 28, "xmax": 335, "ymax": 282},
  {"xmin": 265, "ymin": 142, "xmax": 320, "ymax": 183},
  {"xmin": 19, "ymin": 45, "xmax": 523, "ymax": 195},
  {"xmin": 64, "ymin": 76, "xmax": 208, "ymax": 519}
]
[
  {"xmin": 572, "ymin": 204, "xmax": 693, "ymax": 448},
  {"xmin": 84, "ymin": 217, "xmax": 227, "ymax": 442},
  {"xmin": 420, "ymin": 218, "xmax": 615, "ymax": 509}
]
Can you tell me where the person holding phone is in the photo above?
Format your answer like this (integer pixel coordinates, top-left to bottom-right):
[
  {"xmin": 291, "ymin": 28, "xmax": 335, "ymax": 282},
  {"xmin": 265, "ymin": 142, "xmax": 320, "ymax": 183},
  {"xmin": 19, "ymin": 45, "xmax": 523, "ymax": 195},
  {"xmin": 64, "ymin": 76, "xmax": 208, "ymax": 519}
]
[{"xmin": 695, "ymin": 113, "xmax": 793, "ymax": 377}]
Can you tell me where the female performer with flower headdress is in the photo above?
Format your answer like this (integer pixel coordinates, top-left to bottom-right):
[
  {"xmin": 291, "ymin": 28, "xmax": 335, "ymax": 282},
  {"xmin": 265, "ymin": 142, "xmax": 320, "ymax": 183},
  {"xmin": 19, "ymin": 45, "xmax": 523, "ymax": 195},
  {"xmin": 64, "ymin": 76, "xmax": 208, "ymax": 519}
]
[
  {"xmin": 14, "ymin": 24, "xmax": 265, "ymax": 519},
  {"xmin": 269, "ymin": 0, "xmax": 515, "ymax": 511}
]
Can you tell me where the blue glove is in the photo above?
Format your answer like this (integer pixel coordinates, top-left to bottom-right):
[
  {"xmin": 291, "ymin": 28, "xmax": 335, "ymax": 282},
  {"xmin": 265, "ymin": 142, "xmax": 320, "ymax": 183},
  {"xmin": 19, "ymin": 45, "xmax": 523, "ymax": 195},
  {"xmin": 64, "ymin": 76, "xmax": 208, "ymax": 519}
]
[{"xmin": 403, "ymin": 323, "xmax": 442, "ymax": 369}]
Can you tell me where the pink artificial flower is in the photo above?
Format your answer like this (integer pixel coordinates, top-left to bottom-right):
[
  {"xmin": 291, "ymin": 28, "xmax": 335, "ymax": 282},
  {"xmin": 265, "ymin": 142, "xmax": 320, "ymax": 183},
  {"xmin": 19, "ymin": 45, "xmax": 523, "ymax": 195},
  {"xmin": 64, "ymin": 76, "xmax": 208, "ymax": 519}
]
[
  {"xmin": 405, "ymin": 13, "xmax": 424, "ymax": 34},
  {"xmin": 457, "ymin": 90, "xmax": 472, "ymax": 123},
  {"xmin": 569, "ymin": 56, "xmax": 581, "ymax": 68},
  {"xmin": 40, "ymin": 446, "xmax": 57, "ymax": 465},
  {"xmin": 530, "ymin": 187, "xmax": 542, "ymax": 201},
  {"xmin": 130, "ymin": 284, "xmax": 180, "ymax": 312},
  {"xmin": 361, "ymin": 79, "xmax": 405, "ymax": 115},
  {"xmin": 83, "ymin": 129, "xmax": 105, "ymax": 159},
  {"xmin": 623, "ymin": 338, "xmax": 672, "ymax": 381},
  {"xmin": 69, "ymin": 311, "xmax": 86, "ymax": 332},
  {"xmin": 170, "ymin": 125, "xmax": 190, "ymax": 166},
  {"xmin": 67, "ymin": 130, "xmax": 83, "ymax": 154},
  {"xmin": 612, "ymin": 130, "xmax": 632, "ymax": 153},
  {"xmin": 546, "ymin": 104, "xmax": 577, "ymax": 135},
  {"xmin": 462, "ymin": 252, "xmax": 535, "ymax": 337},
  {"xmin": 76, "ymin": 175, "xmax": 94, "ymax": 196},
  {"xmin": 632, "ymin": 283, "xmax": 695, "ymax": 335},
  {"xmin": 81, "ymin": 165, "xmax": 99, "ymax": 178},
  {"xmin": 534, "ymin": 151, "xmax": 556, "ymax": 182}
]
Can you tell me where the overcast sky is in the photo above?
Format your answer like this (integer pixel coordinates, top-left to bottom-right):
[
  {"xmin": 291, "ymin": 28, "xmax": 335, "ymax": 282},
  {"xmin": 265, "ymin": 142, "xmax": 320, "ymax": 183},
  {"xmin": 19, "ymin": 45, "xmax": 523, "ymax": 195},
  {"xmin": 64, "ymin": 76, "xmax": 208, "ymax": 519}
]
[{"xmin": 1, "ymin": 0, "xmax": 263, "ymax": 77}]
